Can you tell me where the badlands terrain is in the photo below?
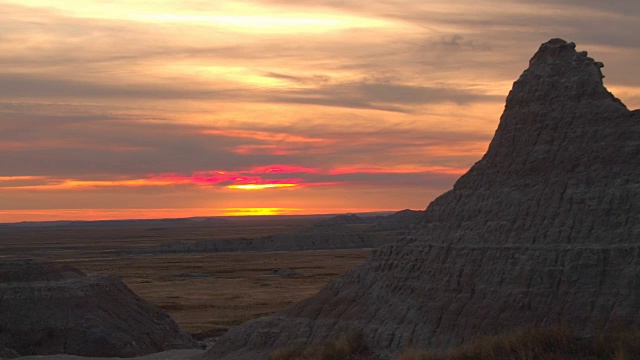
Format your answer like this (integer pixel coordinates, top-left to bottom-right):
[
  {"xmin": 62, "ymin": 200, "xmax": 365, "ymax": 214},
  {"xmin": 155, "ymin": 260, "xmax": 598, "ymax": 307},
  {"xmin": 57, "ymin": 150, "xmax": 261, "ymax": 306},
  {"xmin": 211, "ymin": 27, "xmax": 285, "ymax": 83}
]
[{"xmin": 0, "ymin": 212, "xmax": 412, "ymax": 355}]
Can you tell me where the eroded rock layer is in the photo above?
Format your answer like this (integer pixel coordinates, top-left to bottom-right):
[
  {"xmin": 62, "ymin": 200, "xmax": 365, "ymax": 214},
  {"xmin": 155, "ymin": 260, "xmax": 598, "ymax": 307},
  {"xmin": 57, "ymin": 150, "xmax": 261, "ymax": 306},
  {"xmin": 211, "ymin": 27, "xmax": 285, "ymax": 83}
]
[
  {"xmin": 203, "ymin": 39, "xmax": 640, "ymax": 359},
  {"xmin": 0, "ymin": 259, "xmax": 197, "ymax": 357}
]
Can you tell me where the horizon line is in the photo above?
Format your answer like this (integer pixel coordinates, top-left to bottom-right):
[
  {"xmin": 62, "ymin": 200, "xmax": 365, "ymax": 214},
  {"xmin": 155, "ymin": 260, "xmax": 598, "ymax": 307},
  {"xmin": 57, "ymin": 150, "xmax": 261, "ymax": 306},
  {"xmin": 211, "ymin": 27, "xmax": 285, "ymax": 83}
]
[{"xmin": 0, "ymin": 208, "xmax": 419, "ymax": 226}]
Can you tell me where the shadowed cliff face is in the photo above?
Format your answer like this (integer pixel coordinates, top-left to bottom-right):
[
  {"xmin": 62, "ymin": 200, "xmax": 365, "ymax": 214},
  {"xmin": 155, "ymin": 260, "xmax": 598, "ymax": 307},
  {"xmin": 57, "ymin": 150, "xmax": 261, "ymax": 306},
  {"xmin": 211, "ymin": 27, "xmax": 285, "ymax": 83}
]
[
  {"xmin": 203, "ymin": 39, "xmax": 640, "ymax": 360},
  {"xmin": 0, "ymin": 260, "xmax": 198, "ymax": 357}
]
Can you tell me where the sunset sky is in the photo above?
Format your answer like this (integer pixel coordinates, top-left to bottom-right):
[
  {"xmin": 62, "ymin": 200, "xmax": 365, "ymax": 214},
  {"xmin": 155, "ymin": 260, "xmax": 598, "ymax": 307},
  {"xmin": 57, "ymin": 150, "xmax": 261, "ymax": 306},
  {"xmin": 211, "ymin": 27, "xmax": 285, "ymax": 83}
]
[{"xmin": 1, "ymin": 1, "xmax": 639, "ymax": 222}]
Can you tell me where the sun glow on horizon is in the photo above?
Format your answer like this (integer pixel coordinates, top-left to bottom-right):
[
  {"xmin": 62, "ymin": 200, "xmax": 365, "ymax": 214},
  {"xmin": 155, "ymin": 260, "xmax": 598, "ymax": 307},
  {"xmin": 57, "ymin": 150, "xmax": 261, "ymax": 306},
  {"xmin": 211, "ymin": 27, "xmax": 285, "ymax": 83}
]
[
  {"xmin": 227, "ymin": 183, "xmax": 298, "ymax": 190},
  {"xmin": 223, "ymin": 207, "xmax": 301, "ymax": 216}
]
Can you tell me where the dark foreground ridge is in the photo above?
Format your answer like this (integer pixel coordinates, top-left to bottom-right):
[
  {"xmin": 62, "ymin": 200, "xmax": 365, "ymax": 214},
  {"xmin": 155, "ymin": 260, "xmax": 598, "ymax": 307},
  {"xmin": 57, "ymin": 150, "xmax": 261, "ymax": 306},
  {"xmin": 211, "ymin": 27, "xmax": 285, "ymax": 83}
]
[
  {"xmin": 0, "ymin": 259, "xmax": 198, "ymax": 357},
  {"xmin": 203, "ymin": 39, "xmax": 640, "ymax": 359}
]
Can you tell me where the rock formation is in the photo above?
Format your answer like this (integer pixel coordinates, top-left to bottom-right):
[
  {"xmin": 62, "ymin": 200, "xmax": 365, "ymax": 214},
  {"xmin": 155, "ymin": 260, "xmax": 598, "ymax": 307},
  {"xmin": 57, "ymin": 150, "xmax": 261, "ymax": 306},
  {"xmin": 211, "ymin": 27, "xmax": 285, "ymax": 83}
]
[
  {"xmin": 0, "ymin": 259, "xmax": 198, "ymax": 357},
  {"xmin": 140, "ymin": 230, "xmax": 391, "ymax": 254},
  {"xmin": 313, "ymin": 214, "xmax": 367, "ymax": 226},
  {"xmin": 371, "ymin": 209, "xmax": 424, "ymax": 231},
  {"xmin": 202, "ymin": 39, "xmax": 640, "ymax": 359}
]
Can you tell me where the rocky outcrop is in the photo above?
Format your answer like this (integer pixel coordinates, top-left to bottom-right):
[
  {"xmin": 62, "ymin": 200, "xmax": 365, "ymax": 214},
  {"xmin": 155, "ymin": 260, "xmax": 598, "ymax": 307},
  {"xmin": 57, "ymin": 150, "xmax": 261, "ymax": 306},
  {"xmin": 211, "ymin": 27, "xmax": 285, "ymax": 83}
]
[
  {"xmin": 313, "ymin": 214, "xmax": 367, "ymax": 226},
  {"xmin": 371, "ymin": 209, "xmax": 424, "ymax": 231},
  {"xmin": 0, "ymin": 260, "xmax": 198, "ymax": 357},
  {"xmin": 141, "ymin": 231, "xmax": 391, "ymax": 254},
  {"xmin": 202, "ymin": 39, "xmax": 640, "ymax": 359}
]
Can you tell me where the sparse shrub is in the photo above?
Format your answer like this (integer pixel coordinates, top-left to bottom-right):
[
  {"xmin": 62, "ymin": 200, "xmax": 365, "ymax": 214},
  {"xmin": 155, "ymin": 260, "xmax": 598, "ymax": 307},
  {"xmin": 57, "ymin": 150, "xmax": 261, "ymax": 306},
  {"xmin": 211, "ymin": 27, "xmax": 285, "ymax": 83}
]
[
  {"xmin": 268, "ymin": 344, "xmax": 306, "ymax": 360},
  {"xmin": 396, "ymin": 326, "xmax": 640, "ymax": 360},
  {"xmin": 595, "ymin": 331, "xmax": 640, "ymax": 359},
  {"xmin": 396, "ymin": 325, "xmax": 573, "ymax": 360},
  {"xmin": 268, "ymin": 330, "xmax": 371, "ymax": 360}
]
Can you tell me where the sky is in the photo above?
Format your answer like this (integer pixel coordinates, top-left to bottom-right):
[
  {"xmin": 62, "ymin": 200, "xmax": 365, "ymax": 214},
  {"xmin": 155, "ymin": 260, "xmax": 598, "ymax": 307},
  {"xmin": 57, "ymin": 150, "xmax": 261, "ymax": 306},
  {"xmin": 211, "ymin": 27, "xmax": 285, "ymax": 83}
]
[{"xmin": 1, "ymin": 0, "xmax": 639, "ymax": 222}]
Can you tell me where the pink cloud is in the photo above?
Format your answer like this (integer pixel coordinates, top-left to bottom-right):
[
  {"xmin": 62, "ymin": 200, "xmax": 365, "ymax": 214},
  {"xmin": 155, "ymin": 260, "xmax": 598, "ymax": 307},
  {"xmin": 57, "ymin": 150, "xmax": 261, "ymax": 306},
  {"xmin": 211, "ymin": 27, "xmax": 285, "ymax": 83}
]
[
  {"xmin": 232, "ymin": 145, "xmax": 295, "ymax": 155},
  {"xmin": 248, "ymin": 164, "xmax": 320, "ymax": 174},
  {"xmin": 0, "ymin": 162, "xmax": 464, "ymax": 192},
  {"xmin": 329, "ymin": 165, "xmax": 467, "ymax": 176}
]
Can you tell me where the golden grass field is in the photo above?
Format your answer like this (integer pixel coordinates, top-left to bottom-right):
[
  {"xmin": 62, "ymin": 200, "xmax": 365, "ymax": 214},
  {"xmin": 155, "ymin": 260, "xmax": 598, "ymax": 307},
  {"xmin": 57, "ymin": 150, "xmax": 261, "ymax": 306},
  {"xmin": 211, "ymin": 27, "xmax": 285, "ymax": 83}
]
[
  {"xmin": 75, "ymin": 249, "xmax": 370, "ymax": 333},
  {"xmin": 0, "ymin": 216, "xmax": 372, "ymax": 334}
]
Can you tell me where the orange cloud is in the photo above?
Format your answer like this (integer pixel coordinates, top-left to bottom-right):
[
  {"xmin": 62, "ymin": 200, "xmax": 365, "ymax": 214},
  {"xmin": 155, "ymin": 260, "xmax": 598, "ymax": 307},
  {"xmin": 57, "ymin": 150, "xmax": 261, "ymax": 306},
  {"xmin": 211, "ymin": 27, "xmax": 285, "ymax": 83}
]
[
  {"xmin": 248, "ymin": 164, "xmax": 319, "ymax": 174},
  {"xmin": 4, "ymin": 178, "xmax": 177, "ymax": 191},
  {"xmin": 202, "ymin": 128, "xmax": 334, "ymax": 156},
  {"xmin": 0, "ymin": 208, "xmax": 231, "ymax": 222},
  {"xmin": 0, "ymin": 163, "xmax": 464, "ymax": 193},
  {"xmin": 0, "ymin": 164, "xmax": 330, "ymax": 192},
  {"xmin": 201, "ymin": 129, "xmax": 329, "ymax": 144},
  {"xmin": 0, "ymin": 176, "xmax": 45, "ymax": 182},
  {"xmin": 329, "ymin": 165, "xmax": 468, "ymax": 176},
  {"xmin": 231, "ymin": 145, "xmax": 294, "ymax": 155},
  {"xmin": 0, "ymin": 140, "xmax": 149, "ymax": 152}
]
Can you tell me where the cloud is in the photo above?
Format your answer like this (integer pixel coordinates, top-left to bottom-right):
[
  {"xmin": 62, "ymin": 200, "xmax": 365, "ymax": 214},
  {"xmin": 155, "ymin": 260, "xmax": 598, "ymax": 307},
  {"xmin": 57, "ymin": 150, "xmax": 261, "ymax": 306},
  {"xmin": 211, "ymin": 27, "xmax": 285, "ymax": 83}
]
[
  {"xmin": 1, "ymin": 0, "xmax": 639, "ymax": 221},
  {"xmin": 0, "ymin": 73, "xmax": 234, "ymax": 100},
  {"xmin": 263, "ymin": 72, "xmax": 331, "ymax": 85},
  {"xmin": 265, "ymin": 81, "xmax": 502, "ymax": 113},
  {"xmin": 0, "ymin": 164, "xmax": 462, "ymax": 194}
]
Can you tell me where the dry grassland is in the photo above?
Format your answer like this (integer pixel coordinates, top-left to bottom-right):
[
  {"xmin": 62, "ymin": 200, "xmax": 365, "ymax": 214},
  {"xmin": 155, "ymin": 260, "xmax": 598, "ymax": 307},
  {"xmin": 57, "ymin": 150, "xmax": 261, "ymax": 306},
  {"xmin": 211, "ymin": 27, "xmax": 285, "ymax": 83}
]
[{"xmin": 0, "ymin": 216, "xmax": 372, "ymax": 334}]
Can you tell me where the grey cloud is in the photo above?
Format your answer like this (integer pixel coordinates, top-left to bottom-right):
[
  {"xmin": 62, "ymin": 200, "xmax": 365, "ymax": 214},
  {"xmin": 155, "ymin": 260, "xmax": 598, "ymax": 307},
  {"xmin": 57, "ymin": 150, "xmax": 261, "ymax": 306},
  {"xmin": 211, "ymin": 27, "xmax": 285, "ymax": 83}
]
[
  {"xmin": 518, "ymin": 0, "xmax": 640, "ymax": 16},
  {"xmin": 250, "ymin": 0, "xmax": 640, "ymax": 90},
  {"xmin": 267, "ymin": 94, "xmax": 410, "ymax": 113},
  {"xmin": 0, "ymin": 73, "xmax": 499, "ymax": 111},
  {"xmin": 0, "ymin": 104, "xmax": 259, "ymax": 176},
  {"xmin": 264, "ymin": 72, "xmax": 332, "ymax": 85},
  {"xmin": 424, "ymin": 35, "xmax": 492, "ymax": 52},
  {"xmin": 267, "ymin": 81, "xmax": 502, "ymax": 112},
  {"xmin": 318, "ymin": 172, "xmax": 460, "ymax": 187},
  {"xmin": 347, "ymin": 82, "xmax": 499, "ymax": 104},
  {"xmin": 0, "ymin": 73, "xmax": 236, "ymax": 100}
]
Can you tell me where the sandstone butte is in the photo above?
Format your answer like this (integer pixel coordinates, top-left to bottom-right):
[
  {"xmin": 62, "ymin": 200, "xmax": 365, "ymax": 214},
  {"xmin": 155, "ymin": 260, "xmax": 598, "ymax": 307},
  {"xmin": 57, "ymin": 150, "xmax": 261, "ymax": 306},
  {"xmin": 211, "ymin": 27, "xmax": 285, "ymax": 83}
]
[
  {"xmin": 0, "ymin": 259, "xmax": 198, "ymax": 357},
  {"xmin": 202, "ymin": 38, "xmax": 640, "ymax": 359}
]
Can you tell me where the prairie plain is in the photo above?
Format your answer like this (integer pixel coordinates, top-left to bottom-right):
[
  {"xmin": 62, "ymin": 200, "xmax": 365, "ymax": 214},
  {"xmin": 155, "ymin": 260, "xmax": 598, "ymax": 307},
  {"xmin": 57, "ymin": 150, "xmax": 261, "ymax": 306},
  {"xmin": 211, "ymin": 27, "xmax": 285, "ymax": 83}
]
[{"xmin": 0, "ymin": 216, "xmax": 374, "ymax": 335}]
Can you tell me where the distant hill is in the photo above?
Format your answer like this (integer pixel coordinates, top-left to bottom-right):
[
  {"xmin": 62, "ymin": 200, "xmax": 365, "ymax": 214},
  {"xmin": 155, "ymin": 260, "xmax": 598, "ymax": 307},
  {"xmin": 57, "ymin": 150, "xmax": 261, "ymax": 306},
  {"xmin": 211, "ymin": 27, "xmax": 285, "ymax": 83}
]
[
  {"xmin": 313, "ymin": 213, "xmax": 367, "ymax": 226},
  {"xmin": 1, "ymin": 217, "xmax": 231, "ymax": 228},
  {"xmin": 138, "ymin": 210, "xmax": 423, "ymax": 254}
]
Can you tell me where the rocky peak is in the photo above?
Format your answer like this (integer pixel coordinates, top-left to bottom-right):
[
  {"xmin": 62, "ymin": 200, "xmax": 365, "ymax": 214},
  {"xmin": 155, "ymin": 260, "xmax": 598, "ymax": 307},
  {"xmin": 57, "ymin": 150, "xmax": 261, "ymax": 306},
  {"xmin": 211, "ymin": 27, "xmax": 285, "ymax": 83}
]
[
  {"xmin": 453, "ymin": 38, "xmax": 636, "ymax": 201},
  {"xmin": 514, "ymin": 38, "xmax": 611, "ymax": 104},
  {"xmin": 496, "ymin": 38, "xmax": 628, "ymax": 142}
]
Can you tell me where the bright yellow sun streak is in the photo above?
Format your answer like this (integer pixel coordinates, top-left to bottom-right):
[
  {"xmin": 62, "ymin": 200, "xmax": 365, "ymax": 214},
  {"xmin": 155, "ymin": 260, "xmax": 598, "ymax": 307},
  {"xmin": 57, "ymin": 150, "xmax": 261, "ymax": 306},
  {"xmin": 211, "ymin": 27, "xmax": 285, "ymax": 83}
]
[
  {"xmin": 125, "ymin": 5, "xmax": 398, "ymax": 33},
  {"xmin": 10, "ymin": 0, "xmax": 400, "ymax": 34},
  {"xmin": 223, "ymin": 208, "xmax": 300, "ymax": 216},
  {"xmin": 134, "ymin": 14, "xmax": 344, "ymax": 27},
  {"xmin": 227, "ymin": 184, "xmax": 298, "ymax": 190}
]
